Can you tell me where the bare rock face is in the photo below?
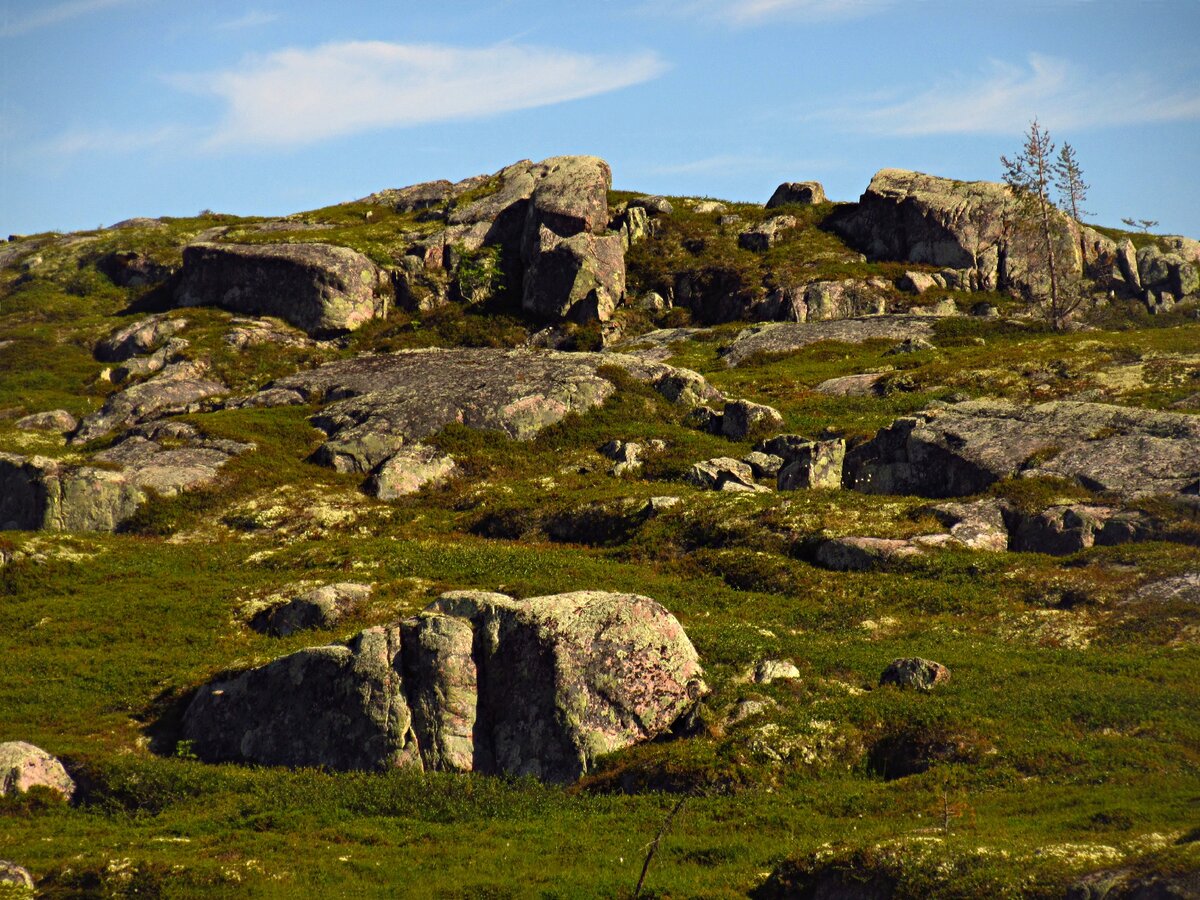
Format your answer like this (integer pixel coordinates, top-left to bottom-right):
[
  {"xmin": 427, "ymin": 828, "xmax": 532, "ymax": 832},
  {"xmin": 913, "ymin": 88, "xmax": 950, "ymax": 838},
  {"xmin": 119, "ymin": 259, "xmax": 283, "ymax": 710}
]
[
  {"xmin": 829, "ymin": 169, "xmax": 1082, "ymax": 295},
  {"xmin": 175, "ymin": 242, "xmax": 385, "ymax": 336},
  {"xmin": 0, "ymin": 741, "xmax": 75, "ymax": 801},
  {"xmin": 71, "ymin": 361, "xmax": 225, "ymax": 445},
  {"xmin": 686, "ymin": 457, "xmax": 766, "ymax": 493},
  {"xmin": 777, "ymin": 439, "xmax": 845, "ymax": 490},
  {"xmin": 722, "ymin": 316, "xmax": 934, "ymax": 367},
  {"xmin": 924, "ymin": 499, "xmax": 1010, "ymax": 552},
  {"xmin": 0, "ymin": 424, "xmax": 250, "ymax": 532},
  {"xmin": 95, "ymin": 315, "xmax": 187, "ymax": 362},
  {"xmin": 251, "ymin": 583, "xmax": 374, "ymax": 637},
  {"xmin": 845, "ymin": 400, "xmax": 1200, "ymax": 499},
  {"xmin": 245, "ymin": 348, "xmax": 718, "ymax": 478},
  {"xmin": 368, "ymin": 445, "xmax": 457, "ymax": 499},
  {"xmin": 766, "ymin": 182, "xmax": 827, "ymax": 208},
  {"xmin": 182, "ymin": 591, "xmax": 706, "ymax": 783},
  {"xmin": 1007, "ymin": 504, "xmax": 1149, "ymax": 555}
]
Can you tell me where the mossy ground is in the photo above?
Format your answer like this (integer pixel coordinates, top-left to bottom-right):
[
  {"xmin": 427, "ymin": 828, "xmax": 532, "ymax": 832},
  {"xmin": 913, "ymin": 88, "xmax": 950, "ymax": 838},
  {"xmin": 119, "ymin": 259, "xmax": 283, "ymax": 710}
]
[{"xmin": 0, "ymin": 197, "xmax": 1197, "ymax": 897}]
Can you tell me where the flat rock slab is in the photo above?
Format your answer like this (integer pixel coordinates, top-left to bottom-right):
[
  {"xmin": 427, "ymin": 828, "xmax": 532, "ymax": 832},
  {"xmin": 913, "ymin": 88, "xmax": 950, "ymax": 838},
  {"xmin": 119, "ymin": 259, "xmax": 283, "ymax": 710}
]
[
  {"xmin": 71, "ymin": 361, "xmax": 226, "ymax": 445},
  {"xmin": 249, "ymin": 348, "xmax": 718, "ymax": 474},
  {"xmin": 845, "ymin": 399, "xmax": 1200, "ymax": 499},
  {"xmin": 182, "ymin": 590, "xmax": 706, "ymax": 783},
  {"xmin": 722, "ymin": 316, "xmax": 934, "ymax": 367}
]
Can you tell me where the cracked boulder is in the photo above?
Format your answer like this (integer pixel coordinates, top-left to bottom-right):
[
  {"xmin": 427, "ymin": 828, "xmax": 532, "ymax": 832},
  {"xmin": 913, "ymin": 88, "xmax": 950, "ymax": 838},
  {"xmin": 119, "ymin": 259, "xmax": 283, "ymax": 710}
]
[
  {"xmin": 70, "ymin": 361, "xmax": 225, "ymax": 445},
  {"xmin": 175, "ymin": 242, "xmax": 386, "ymax": 336},
  {"xmin": 94, "ymin": 314, "xmax": 187, "ymax": 362},
  {"xmin": 181, "ymin": 591, "xmax": 706, "ymax": 783},
  {"xmin": 845, "ymin": 400, "xmax": 1200, "ymax": 499}
]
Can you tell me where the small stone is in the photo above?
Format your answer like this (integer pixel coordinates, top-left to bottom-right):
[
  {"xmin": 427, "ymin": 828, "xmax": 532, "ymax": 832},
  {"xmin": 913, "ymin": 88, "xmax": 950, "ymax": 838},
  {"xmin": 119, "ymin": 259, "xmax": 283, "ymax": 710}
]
[
  {"xmin": 743, "ymin": 451, "xmax": 785, "ymax": 480},
  {"xmin": 0, "ymin": 742, "xmax": 75, "ymax": 801},
  {"xmin": 738, "ymin": 215, "xmax": 797, "ymax": 252},
  {"xmin": 692, "ymin": 200, "xmax": 727, "ymax": 214},
  {"xmin": 251, "ymin": 583, "xmax": 374, "ymax": 637},
  {"xmin": 721, "ymin": 399, "xmax": 784, "ymax": 440},
  {"xmin": 898, "ymin": 272, "xmax": 938, "ymax": 294},
  {"xmin": 754, "ymin": 659, "xmax": 801, "ymax": 683},
  {"xmin": 14, "ymin": 410, "xmax": 77, "ymax": 434},
  {"xmin": 726, "ymin": 698, "xmax": 775, "ymax": 725},
  {"xmin": 630, "ymin": 195, "xmax": 674, "ymax": 216},
  {"xmin": 879, "ymin": 658, "xmax": 951, "ymax": 690}
]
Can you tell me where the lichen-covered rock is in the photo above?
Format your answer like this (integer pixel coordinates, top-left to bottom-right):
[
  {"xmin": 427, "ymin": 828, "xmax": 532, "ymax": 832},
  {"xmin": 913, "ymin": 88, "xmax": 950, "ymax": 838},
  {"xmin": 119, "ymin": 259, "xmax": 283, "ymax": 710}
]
[
  {"xmin": 0, "ymin": 741, "xmax": 75, "ymax": 801},
  {"xmin": 368, "ymin": 445, "xmax": 457, "ymax": 499},
  {"xmin": 96, "ymin": 250, "xmax": 174, "ymax": 288},
  {"xmin": 753, "ymin": 659, "xmax": 801, "ymax": 683},
  {"xmin": 94, "ymin": 314, "xmax": 187, "ymax": 362},
  {"xmin": 1130, "ymin": 573, "xmax": 1200, "ymax": 605},
  {"xmin": 845, "ymin": 400, "xmax": 1200, "ymax": 499},
  {"xmin": 924, "ymin": 498, "xmax": 1010, "ymax": 552},
  {"xmin": 743, "ymin": 451, "xmax": 785, "ymax": 480},
  {"xmin": 814, "ymin": 373, "xmax": 885, "ymax": 397},
  {"xmin": 721, "ymin": 399, "xmax": 784, "ymax": 440},
  {"xmin": 777, "ymin": 439, "xmax": 845, "ymax": 490},
  {"xmin": 1066, "ymin": 866, "xmax": 1200, "ymax": 900},
  {"xmin": 1008, "ymin": 504, "xmax": 1149, "ymax": 555},
  {"xmin": 244, "ymin": 348, "xmax": 718, "ymax": 476},
  {"xmin": 686, "ymin": 457, "xmax": 765, "ymax": 492},
  {"xmin": 523, "ymin": 230, "xmax": 625, "ymax": 322},
  {"xmin": 829, "ymin": 168, "xmax": 1082, "ymax": 295},
  {"xmin": 766, "ymin": 182, "xmax": 826, "ymax": 208},
  {"xmin": 722, "ymin": 316, "xmax": 934, "ymax": 367},
  {"xmin": 738, "ymin": 215, "xmax": 797, "ymax": 252},
  {"xmin": 813, "ymin": 536, "xmax": 920, "ymax": 571},
  {"xmin": 801, "ymin": 279, "xmax": 890, "ymax": 322},
  {"xmin": 15, "ymin": 409, "xmax": 77, "ymax": 434},
  {"xmin": 251, "ymin": 583, "xmax": 373, "ymax": 637},
  {"xmin": 0, "ymin": 860, "xmax": 34, "ymax": 892},
  {"xmin": 182, "ymin": 591, "xmax": 705, "ymax": 783},
  {"xmin": 879, "ymin": 658, "xmax": 950, "ymax": 690},
  {"xmin": 71, "ymin": 361, "xmax": 225, "ymax": 445},
  {"xmin": 175, "ymin": 242, "xmax": 385, "ymax": 336}
]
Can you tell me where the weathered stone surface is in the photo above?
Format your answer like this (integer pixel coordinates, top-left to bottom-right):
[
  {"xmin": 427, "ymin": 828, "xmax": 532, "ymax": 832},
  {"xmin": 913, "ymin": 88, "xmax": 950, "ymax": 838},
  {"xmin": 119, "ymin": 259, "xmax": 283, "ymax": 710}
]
[
  {"xmin": 97, "ymin": 250, "xmax": 174, "ymax": 288},
  {"xmin": 1008, "ymin": 504, "xmax": 1149, "ymax": 555},
  {"xmin": 176, "ymin": 242, "xmax": 384, "ymax": 336},
  {"xmin": 686, "ymin": 457, "xmax": 765, "ymax": 492},
  {"xmin": 368, "ymin": 445, "xmax": 456, "ymax": 499},
  {"xmin": 251, "ymin": 583, "xmax": 373, "ymax": 637},
  {"xmin": 1066, "ymin": 867, "xmax": 1200, "ymax": 900},
  {"xmin": 777, "ymin": 439, "xmax": 845, "ymax": 490},
  {"xmin": 0, "ymin": 861, "xmax": 34, "ymax": 892},
  {"xmin": 629, "ymin": 195, "xmax": 674, "ymax": 216},
  {"xmin": 95, "ymin": 315, "xmax": 187, "ymax": 362},
  {"xmin": 0, "ymin": 427, "xmax": 250, "ymax": 532},
  {"xmin": 845, "ymin": 400, "xmax": 1200, "ymax": 499},
  {"xmin": 15, "ymin": 409, "xmax": 77, "ymax": 433},
  {"xmin": 802, "ymin": 279, "xmax": 891, "ymax": 322},
  {"xmin": 738, "ymin": 215, "xmax": 797, "ymax": 252},
  {"xmin": 813, "ymin": 536, "xmax": 920, "ymax": 571},
  {"xmin": 71, "ymin": 361, "xmax": 225, "ymax": 445},
  {"xmin": 600, "ymin": 439, "xmax": 644, "ymax": 476},
  {"xmin": 814, "ymin": 373, "xmax": 885, "ymax": 397},
  {"xmin": 879, "ymin": 658, "xmax": 950, "ymax": 690},
  {"xmin": 722, "ymin": 316, "xmax": 934, "ymax": 367},
  {"xmin": 0, "ymin": 741, "xmax": 75, "ymax": 801},
  {"xmin": 246, "ymin": 348, "xmax": 717, "ymax": 475},
  {"xmin": 766, "ymin": 182, "xmax": 826, "ymax": 208},
  {"xmin": 898, "ymin": 271, "xmax": 939, "ymax": 294},
  {"xmin": 1130, "ymin": 573, "xmax": 1200, "ymax": 605},
  {"xmin": 523, "ymin": 230, "xmax": 625, "ymax": 322},
  {"xmin": 743, "ymin": 451, "xmax": 785, "ymax": 480},
  {"xmin": 925, "ymin": 499, "xmax": 1010, "ymax": 552},
  {"xmin": 753, "ymin": 659, "xmax": 801, "ymax": 683},
  {"xmin": 721, "ymin": 399, "xmax": 784, "ymax": 439},
  {"xmin": 692, "ymin": 200, "xmax": 727, "ymax": 215},
  {"xmin": 1115, "ymin": 239, "xmax": 1141, "ymax": 291},
  {"xmin": 829, "ymin": 169, "xmax": 1083, "ymax": 294},
  {"xmin": 183, "ymin": 591, "xmax": 705, "ymax": 783}
]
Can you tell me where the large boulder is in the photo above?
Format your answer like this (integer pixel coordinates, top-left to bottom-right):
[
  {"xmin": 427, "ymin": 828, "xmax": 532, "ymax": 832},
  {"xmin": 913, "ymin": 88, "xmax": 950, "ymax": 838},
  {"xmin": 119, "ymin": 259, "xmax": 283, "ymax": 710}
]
[
  {"xmin": 845, "ymin": 400, "xmax": 1200, "ymax": 499},
  {"xmin": 829, "ymin": 169, "xmax": 1082, "ymax": 294},
  {"xmin": 0, "ymin": 741, "xmax": 75, "ymax": 801},
  {"xmin": 175, "ymin": 242, "xmax": 385, "ymax": 336},
  {"xmin": 766, "ymin": 182, "xmax": 827, "ymax": 208},
  {"xmin": 181, "ymin": 591, "xmax": 705, "ymax": 783},
  {"xmin": 245, "ymin": 348, "xmax": 719, "ymax": 477},
  {"xmin": 0, "ymin": 425, "xmax": 250, "ymax": 532}
]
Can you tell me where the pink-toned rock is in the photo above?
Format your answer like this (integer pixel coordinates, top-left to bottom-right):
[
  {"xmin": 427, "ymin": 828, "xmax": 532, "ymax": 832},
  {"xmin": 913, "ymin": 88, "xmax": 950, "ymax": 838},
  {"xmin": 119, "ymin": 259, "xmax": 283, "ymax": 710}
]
[{"xmin": 0, "ymin": 741, "xmax": 75, "ymax": 801}]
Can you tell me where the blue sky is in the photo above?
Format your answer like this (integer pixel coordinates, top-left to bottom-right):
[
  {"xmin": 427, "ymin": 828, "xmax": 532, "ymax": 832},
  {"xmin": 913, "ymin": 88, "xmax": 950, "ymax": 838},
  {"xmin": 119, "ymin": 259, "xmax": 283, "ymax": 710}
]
[{"xmin": 2, "ymin": 0, "xmax": 1199, "ymax": 237}]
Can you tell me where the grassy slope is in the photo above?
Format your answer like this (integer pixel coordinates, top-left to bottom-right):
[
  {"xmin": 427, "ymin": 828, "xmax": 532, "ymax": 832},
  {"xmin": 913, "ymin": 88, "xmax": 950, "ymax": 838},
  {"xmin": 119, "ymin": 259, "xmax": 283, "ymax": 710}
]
[{"xmin": 0, "ymin": 198, "xmax": 1197, "ymax": 898}]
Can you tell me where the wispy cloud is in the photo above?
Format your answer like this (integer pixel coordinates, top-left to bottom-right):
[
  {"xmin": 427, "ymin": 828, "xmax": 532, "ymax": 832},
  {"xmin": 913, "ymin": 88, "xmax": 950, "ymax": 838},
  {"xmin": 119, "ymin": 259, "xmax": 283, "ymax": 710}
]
[
  {"xmin": 0, "ymin": 0, "xmax": 136, "ymax": 38},
  {"xmin": 44, "ymin": 125, "xmax": 187, "ymax": 156},
  {"xmin": 168, "ymin": 41, "xmax": 667, "ymax": 149},
  {"xmin": 656, "ymin": 0, "xmax": 892, "ymax": 25},
  {"xmin": 215, "ymin": 10, "xmax": 279, "ymax": 31},
  {"xmin": 814, "ymin": 54, "xmax": 1200, "ymax": 136}
]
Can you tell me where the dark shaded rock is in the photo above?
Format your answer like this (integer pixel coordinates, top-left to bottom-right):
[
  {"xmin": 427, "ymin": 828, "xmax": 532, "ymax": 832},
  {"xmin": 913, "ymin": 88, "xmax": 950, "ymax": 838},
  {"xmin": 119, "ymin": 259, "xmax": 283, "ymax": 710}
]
[
  {"xmin": 97, "ymin": 250, "xmax": 174, "ymax": 288},
  {"xmin": 766, "ymin": 181, "xmax": 827, "ymax": 208},
  {"xmin": 0, "ymin": 741, "xmax": 75, "ymax": 801},
  {"xmin": 523, "ymin": 230, "xmax": 625, "ymax": 322},
  {"xmin": 739, "ymin": 215, "xmax": 797, "ymax": 252},
  {"xmin": 1066, "ymin": 867, "xmax": 1200, "ymax": 900},
  {"xmin": 175, "ymin": 242, "xmax": 385, "ymax": 336},
  {"xmin": 183, "ymin": 591, "xmax": 706, "ymax": 783},
  {"xmin": 925, "ymin": 498, "xmax": 1010, "ymax": 551},
  {"xmin": 95, "ymin": 315, "xmax": 187, "ymax": 362},
  {"xmin": 251, "ymin": 583, "xmax": 373, "ymax": 637},
  {"xmin": 813, "ymin": 536, "xmax": 920, "ymax": 571},
  {"xmin": 686, "ymin": 457, "xmax": 767, "ymax": 492},
  {"xmin": 777, "ymin": 440, "xmax": 845, "ymax": 490},
  {"xmin": 629, "ymin": 195, "xmax": 674, "ymax": 216},
  {"xmin": 15, "ymin": 409, "xmax": 77, "ymax": 434},
  {"xmin": 723, "ymin": 316, "xmax": 934, "ymax": 367},
  {"xmin": 868, "ymin": 723, "xmax": 982, "ymax": 779},
  {"xmin": 879, "ymin": 657, "xmax": 950, "ymax": 690},
  {"xmin": 721, "ymin": 399, "xmax": 784, "ymax": 439},
  {"xmin": 845, "ymin": 400, "xmax": 1200, "ymax": 499},
  {"xmin": 1008, "ymin": 504, "xmax": 1149, "ymax": 555},
  {"xmin": 743, "ymin": 451, "xmax": 785, "ymax": 479},
  {"xmin": 71, "ymin": 361, "xmax": 226, "ymax": 445},
  {"xmin": 753, "ymin": 863, "xmax": 897, "ymax": 900},
  {"xmin": 368, "ymin": 445, "xmax": 457, "ymax": 499},
  {"xmin": 246, "ymin": 348, "xmax": 717, "ymax": 474}
]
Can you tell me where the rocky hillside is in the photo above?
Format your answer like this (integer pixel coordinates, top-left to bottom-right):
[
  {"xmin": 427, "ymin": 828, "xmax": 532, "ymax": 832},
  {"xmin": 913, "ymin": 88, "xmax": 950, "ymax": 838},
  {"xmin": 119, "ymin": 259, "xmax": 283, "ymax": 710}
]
[{"xmin": 0, "ymin": 156, "xmax": 1197, "ymax": 897}]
